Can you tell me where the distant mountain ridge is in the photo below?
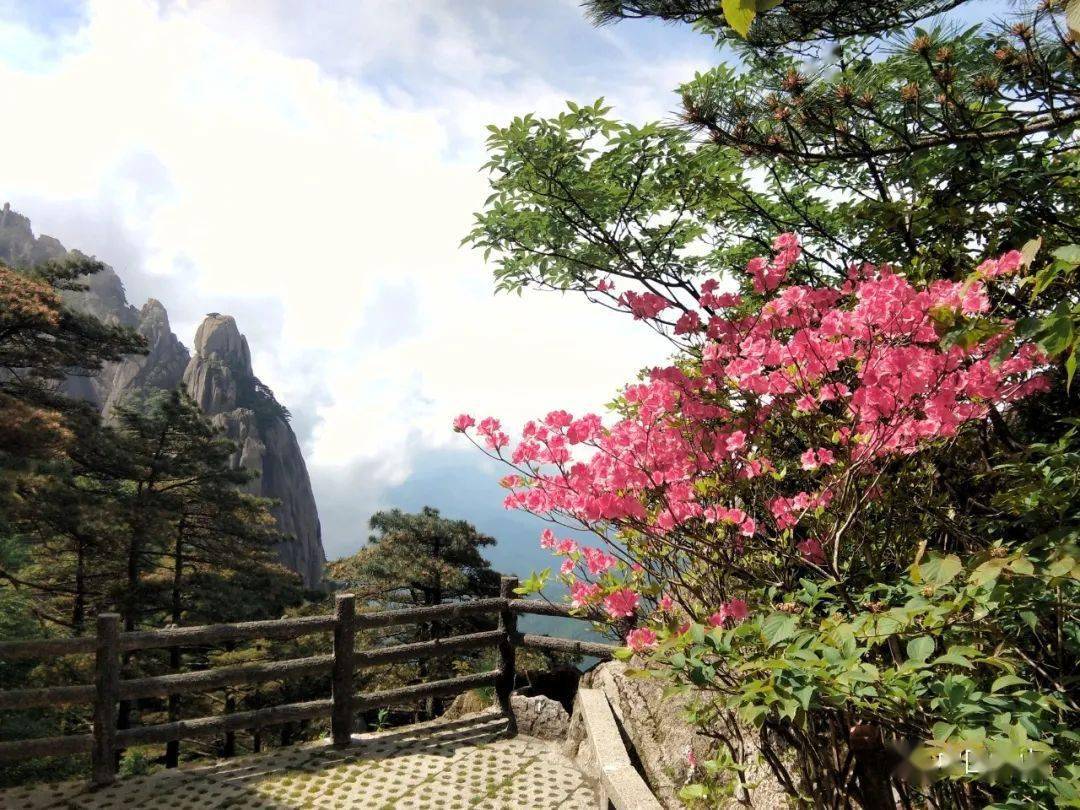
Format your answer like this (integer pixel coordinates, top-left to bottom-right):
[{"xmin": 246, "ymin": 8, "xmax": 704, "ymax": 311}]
[{"xmin": 0, "ymin": 203, "xmax": 326, "ymax": 587}]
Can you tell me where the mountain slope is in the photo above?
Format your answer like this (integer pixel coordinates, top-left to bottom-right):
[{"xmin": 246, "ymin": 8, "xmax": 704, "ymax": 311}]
[{"xmin": 0, "ymin": 204, "xmax": 326, "ymax": 587}]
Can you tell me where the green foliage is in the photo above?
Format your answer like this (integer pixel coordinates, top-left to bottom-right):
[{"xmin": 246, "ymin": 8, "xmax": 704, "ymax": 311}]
[
  {"xmin": 469, "ymin": 1, "xmax": 1080, "ymax": 807},
  {"xmin": 660, "ymin": 538, "xmax": 1078, "ymax": 806},
  {"xmin": 328, "ymin": 507, "xmax": 502, "ymax": 715}
]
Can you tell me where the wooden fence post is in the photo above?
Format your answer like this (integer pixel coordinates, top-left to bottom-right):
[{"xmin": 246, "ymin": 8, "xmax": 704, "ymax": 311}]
[
  {"xmin": 91, "ymin": 613, "xmax": 120, "ymax": 786},
  {"xmin": 331, "ymin": 594, "xmax": 356, "ymax": 748},
  {"xmin": 497, "ymin": 576, "xmax": 518, "ymax": 735}
]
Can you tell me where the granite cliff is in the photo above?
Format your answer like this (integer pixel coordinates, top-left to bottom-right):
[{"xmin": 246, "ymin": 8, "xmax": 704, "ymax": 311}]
[
  {"xmin": 183, "ymin": 314, "xmax": 325, "ymax": 586},
  {"xmin": 0, "ymin": 204, "xmax": 326, "ymax": 587}
]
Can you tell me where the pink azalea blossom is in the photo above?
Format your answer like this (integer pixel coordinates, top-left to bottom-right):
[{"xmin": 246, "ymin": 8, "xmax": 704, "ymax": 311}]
[
  {"xmin": 709, "ymin": 598, "xmax": 750, "ymax": 626},
  {"xmin": 800, "ymin": 448, "xmax": 835, "ymax": 470},
  {"xmin": 797, "ymin": 537, "xmax": 827, "ymax": 565},
  {"xmin": 539, "ymin": 529, "xmax": 557, "ymax": 550},
  {"xmin": 582, "ymin": 546, "xmax": 618, "ymax": 576},
  {"xmin": 555, "ymin": 539, "xmax": 579, "ymax": 556},
  {"xmin": 626, "ymin": 627, "xmax": 658, "ymax": 652},
  {"xmin": 604, "ymin": 587, "xmax": 640, "ymax": 619},
  {"xmin": 453, "ymin": 413, "xmax": 476, "ymax": 432},
  {"xmin": 570, "ymin": 580, "xmax": 601, "ymax": 608},
  {"xmin": 725, "ymin": 598, "xmax": 749, "ymax": 622},
  {"xmin": 725, "ymin": 430, "xmax": 747, "ymax": 453},
  {"xmin": 465, "ymin": 239, "xmax": 1047, "ymax": 626}
]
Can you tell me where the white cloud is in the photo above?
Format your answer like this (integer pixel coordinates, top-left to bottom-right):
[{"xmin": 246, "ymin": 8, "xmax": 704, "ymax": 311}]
[{"xmin": 0, "ymin": 0, "xmax": 709, "ymax": 548}]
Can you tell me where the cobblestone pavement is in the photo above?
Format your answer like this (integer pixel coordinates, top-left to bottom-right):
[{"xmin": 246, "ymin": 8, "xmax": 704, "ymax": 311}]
[{"xmin": 0, "ymin": 711, "xmax": 597, "ymax": 809}]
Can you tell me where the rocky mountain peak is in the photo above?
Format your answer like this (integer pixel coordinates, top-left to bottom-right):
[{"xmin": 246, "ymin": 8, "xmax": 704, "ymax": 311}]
[
  {"xmin": 192, "ymin": 313, "xmax": 252, "ymax": 374},
  {"xmin": 184, "ymin": 312, "xmax": 325, "ymax": 587},
  {"xmin": 0, "ymin": 207, "xmax": 326, "ymax": 588}
]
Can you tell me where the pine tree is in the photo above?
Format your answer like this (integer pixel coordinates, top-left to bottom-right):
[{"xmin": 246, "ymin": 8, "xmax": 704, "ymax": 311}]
[{"xmin": 329, "ymin": 507, "xmax": 501, "ymax": 715}]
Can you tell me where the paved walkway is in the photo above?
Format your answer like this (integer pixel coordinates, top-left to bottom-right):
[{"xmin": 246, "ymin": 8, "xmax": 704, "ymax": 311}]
[{"xmin": 1, "ymin": 711, "xmax": 597, "ymax": 809}]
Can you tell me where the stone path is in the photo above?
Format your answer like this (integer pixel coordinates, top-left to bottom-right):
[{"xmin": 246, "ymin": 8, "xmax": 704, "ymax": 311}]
[{"xmin": 0, "ymin": 711, "xmax": 597, "ymax": 809}]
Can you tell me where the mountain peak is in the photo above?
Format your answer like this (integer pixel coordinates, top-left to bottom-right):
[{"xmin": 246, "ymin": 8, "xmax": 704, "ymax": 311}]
[{"xmin": 193, "ymin": 312, "xmax": 251, "ymax": 374}]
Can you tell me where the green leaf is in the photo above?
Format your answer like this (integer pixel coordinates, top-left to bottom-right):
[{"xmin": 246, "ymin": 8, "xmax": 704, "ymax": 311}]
[
  {"xmin": 1066, "ymin": 347, "xmax": 1077, "ymax": 392},
  {"xmin": 932, "ymin": 722, "xmax": 958, "ymax": 740},
  {"xmin": 969, "ymin": 557, "xmax": 1008, "ymax": 587},
  {"xmin": 906, "ymin": 635, "xmax": 935, "ymax": 662},
  {"xmin": 932, "ymin": 649, "xmax": 973, "ymax": 669},
  {"xmin": 679, "ymin": 784, "xmax": 709, "ymax": 801},
  {"xmin": 991, "ymin": 674, "xmax": 1028, "ymax": 692},
  {"xmin": 1020, "ymin": 236, "xmax": 1042, "ymax": 269},
  {"xmin": 689, "ymin": 622, "xmax": 706, "ymax": 644},
  {"xmin": 722, "ymin": 0, "xmax": 757, "ymax": 36},
  {"xmin": 1052, "ymin": 244, "xmax": 1080, "ymax": 265},
  {"xmin": 921, "ymin": 554, "xmax": 962, "ymax": 586},
  {"xmin": 760, "ymin": 613, "xmax": 797, "ymax": 646}
]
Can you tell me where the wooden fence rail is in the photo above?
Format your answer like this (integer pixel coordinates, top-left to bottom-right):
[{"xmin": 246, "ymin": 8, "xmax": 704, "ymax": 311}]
[{"xmin": 0, "ymin": 576, "xmax": 620, "ymax": 785}]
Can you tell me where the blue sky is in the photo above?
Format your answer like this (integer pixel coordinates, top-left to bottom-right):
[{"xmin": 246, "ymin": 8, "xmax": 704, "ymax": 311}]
[{"xmin": 0, "ymin": 0, "xmax": 1017, "ymax": 579}]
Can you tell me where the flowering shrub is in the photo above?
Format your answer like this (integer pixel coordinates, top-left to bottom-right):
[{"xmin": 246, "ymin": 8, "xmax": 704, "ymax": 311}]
[
  {"xmin": 458, "ymin": 236, "xmax": 1046, "ymax": 607},
  {"xmin": 457, "ymin": 237, "xmax": 1080, "ymax": 807}
]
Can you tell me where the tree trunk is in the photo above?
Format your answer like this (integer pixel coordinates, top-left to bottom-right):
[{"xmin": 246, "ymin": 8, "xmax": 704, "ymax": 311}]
[
  {"xmin": 165, "ymin": 521, "xmax": 185, "ymax": 768},
  {"xmin": 72, "ymin": 533, "xmax": 86, "ymax": 635}
]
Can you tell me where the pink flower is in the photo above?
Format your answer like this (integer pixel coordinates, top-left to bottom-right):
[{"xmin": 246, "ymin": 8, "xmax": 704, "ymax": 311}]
[
  {"xmin": 978, "ymin": 249, "xmax": 1024, "ymax": 279},
  {"xmin": 453, "ymin": 413, "xmax": 475, "ymax": 431},
  {"xmin": 544, "ymin": 410, "xmax": 574, "ymax": 429},
  {"xmin": 800, "ymin": 448, "xmax": 835, "ymax": 470},
  {"xmin": 725, "ymin": 430, "xmax": 747, "ymax": 453},
  {"xmin": 686, "ymin": 749, "xmax": 698, "ymax": 769},
  {"xmin": 583, "ymin": 547, "xmax": 618, "ymax": 576},
  {"xmin": 539, "ymin": 529, "xmax": 557, "ymax": 550},
  {"xmin": 463, "ymin": 233, "xmax": 1049, "ymax": 626},
  {"xmin": 570, "ymin": 580, "xmax": 601, "ymax": 608},
  {"xmin": 604, "ymin": 587, "xmax": 640, "ymax": 619},
  {"xmin": 626, "ymin": 627, "xmax": 657, "ymax": 653},
  {"xmin": 725, "ymin": 598, "xmax": 749, "ymax": 622},
  {"xmin": 675, "ymin": 310, "xmax": 702, "ymax": 335},
  {"xmin": 619, "ymin": 290, "xmax": 671, "ymax": 320},
  {"xmin": 567, "ymin": 414, "xmax": 602, "ymax": 444},
  {"xmin": 477, "ymin": 417, "xmax": 509, "ymax": 450},
  {"xmin": 658, "ymin": 594, "xmax": 674, "ymax": 613},
  {"xmin": 555, "ymin": 539, "xmax": 579, "ymax": 556},
  {"xmin": 798, "ymin": 537, "xmax": 827, "ymax": 565},
  {"xmin": 709, "ymin": 598, "xmax": 750, "ymax": 626},
  {"xmin": 559, "ymin": 558, "xmax": 575, "ymax": 575}
]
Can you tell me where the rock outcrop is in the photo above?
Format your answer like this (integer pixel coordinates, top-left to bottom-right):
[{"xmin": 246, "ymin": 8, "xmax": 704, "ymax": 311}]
[
  {"xmin": 565, "ymin": 661, "xmax": 794, "ymax": 809},
  {"xmin": 510, "ymin": 694, "xmax": 571, "ymax": 741},
  {"xmin": 183, "ymin": 314, "xmax": 325, "ymax": 587},
  {"xmin": 0, "ymin": 204, "xmax": 326, "ymax": 587}
]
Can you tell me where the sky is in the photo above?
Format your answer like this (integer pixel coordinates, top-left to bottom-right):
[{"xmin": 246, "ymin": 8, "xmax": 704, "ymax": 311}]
[
  {"xmin": 0, "ymin": 0, "xmax": 719, "ymax": 574},
  {"xmin": 0, "ymin": 0, "xmax": 1014, "ymax": 579}
]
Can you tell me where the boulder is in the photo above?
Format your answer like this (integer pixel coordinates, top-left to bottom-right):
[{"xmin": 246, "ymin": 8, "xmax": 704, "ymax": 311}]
[
  {"xmin": 510, "ymin": 694, "xmax": 570, "ymax": 741},
  {"xmin": 441, "ymin": 690, "xmax": 492, "ymax": 721}
]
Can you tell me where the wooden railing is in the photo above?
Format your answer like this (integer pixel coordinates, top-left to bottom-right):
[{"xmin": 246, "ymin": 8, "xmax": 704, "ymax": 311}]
[{"xmin": 0, "ymin": 576, "xmax": 618, "ymax": 785}]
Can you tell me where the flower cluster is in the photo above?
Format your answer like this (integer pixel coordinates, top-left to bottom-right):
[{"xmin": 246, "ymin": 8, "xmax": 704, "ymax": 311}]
[{"xmin": 456, "ymin": 236, "xmax": 1048, "ymax": 652}]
